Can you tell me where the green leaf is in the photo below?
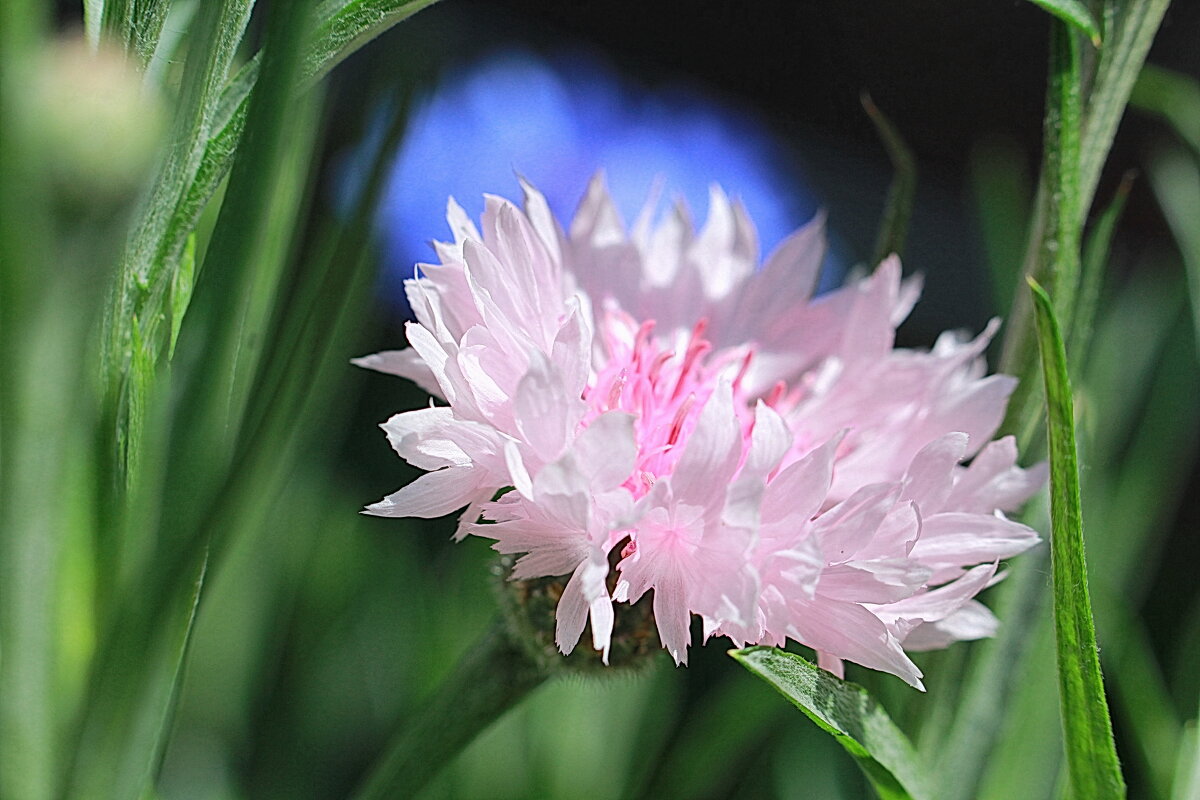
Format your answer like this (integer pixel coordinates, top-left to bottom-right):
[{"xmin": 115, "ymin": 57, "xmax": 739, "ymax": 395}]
[
  {"xmin": 307, "ymin": 0, "xmax": 442, "ymax": 82},
  {"xmin": 730, "ymin": 647, "xmax": 931, "ymax": 800},
  {"xmin": 83, "ymin": 0, "xmax": 104, "ymax": 48},
  {"xmin": 65, "ymin": 552, "xmax": 208, "ymax": 799},
  {"xmin": 1068, "ymin": 169, "xmax": 1133, "ymax": 372},
  {"xmin": 167, "ymin": 232, "xmax": 195, "ymax": 361},
  {"xmin": 101, "ymin": 0, "xmax": 440, "ymax": 472},
  {"xmin": 1173, "ymin": 713, "xmax": 1200, "ymax": 800},
  {"xmin": 968, "ymin": 136, "xmax": 1032, "ymax": 316},
  {"xmin": 1028, "ymin": 277, "xmax": 1126, "ymax": 800},
  {"xmin": 1130, "ymin": 63, "xmax": 1200, "ymax": 158},
  {"xmin": 862, "ymin": 93, "xmax": 917, "ymax": 267},
  {"xmin": 1002, "ymin": 20, "xmax": 1084, "ymax": 449},
  {"xmin": 1023, "ymin": 0, "xmax": 1102, "ymax": 47},
  {"xmin": 1147, "ymin": 145, "xmax": 1200, "ymax": 356},
  {"xmin": 1001, "ymin": 0, "xmax": 1169, "ymax": 433},
  {"xmin": 101, "ymin": 0, "xmax": 171, "ymax": 68},
  {"xmin": 100, "ymin": 0, "xmax": 253, "ymax": 478},
  {"xmin": 1078, "ymin": 0, "xmax": 1171, "ymax": 212}
]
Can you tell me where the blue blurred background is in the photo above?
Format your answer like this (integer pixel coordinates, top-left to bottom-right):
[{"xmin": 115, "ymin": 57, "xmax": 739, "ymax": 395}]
[{"xmin": 366, "ymin": 47, "xmax": 836, "ymax": 311}]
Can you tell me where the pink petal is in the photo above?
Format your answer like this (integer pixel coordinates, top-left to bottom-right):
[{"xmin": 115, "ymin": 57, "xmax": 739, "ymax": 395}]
[{"xmin": 366, "ymin": 465, "xmax": 485, "ymax": 518}]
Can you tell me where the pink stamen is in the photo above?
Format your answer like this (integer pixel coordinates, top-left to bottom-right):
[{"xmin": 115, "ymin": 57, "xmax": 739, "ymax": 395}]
[
  {"xmin": 647, "ymin": 351, "xmax": 672, "ymax": 385},
  {"xmin": 607, "ymin": 369, "xmax": 628, "ymax": 410},
  {"xmin": 764, "ymin": 380, "xmax": 787, "ymax": 408},
  {"xmin": 673, "ymin": 338, "xmax": 712, "ymax": 400},
  {"xmin": 621, "ymin": 540, "xmax": 638, "ymax": 558},
  {"xmin": 733, "ymin": 347, "xmax": 755, "ymax": 392},
  {"xmin": 667, "ymin": 393, "xmax": 696, "ymax": 446}
]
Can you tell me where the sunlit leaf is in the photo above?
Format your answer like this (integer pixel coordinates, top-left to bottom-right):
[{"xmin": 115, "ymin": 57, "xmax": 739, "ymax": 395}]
[{"xmin": 731, "ymin": 647, "xmax": 931, "ymax": 800}]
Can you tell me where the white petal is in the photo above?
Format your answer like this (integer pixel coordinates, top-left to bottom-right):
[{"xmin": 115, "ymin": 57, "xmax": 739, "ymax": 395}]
[{"xmin": 365, "ymin": 466, "xmax": 484, "ymax": 518}]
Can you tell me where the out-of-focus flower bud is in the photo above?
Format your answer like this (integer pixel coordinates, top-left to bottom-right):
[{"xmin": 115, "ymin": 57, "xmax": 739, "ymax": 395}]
[{"xmin": 16, "ymin": 34, "xmax": 165, "ymax": 203}]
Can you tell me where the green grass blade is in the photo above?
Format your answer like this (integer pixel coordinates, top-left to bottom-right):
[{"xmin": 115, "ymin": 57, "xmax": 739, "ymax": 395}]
[
  {"xmin": 1069, "ymin": 169, "xmax": 1134, "ymax": 374},
  {"xmin": 100, "ymin": 0, "xmax": 176, "ymax": 68},
  {"xmin": 1173, "ymin": 711, "xmax": 1200, "ymax": 800},
  {"xmin": 100, "ymin": 0, "xmax": 253, "ymax": 478},
  {"xmin": 1002, "ymin": 21, "xmax": 1084, "ymax": 450},
  {"xmin": 101, "ymin": 0, "xmax": 438, "ymax": 443},
  {"xmin": 308, "ymin": 0, "xmax": 443, "ymax": 82},
  {"xmin": 968, "ymin": 136, "xmax": 1033, "ymax": 316},
  {"xmin": 1029, "ymin": 276, "xmax": 1125, "ymax": 800},
  {"xmin": 66, "ymin": 552, "xmax": 208, "ymax": 799},
  {"xmin": 1044, "ymin": 24, "xmax": 1084, "ymax": 328},
  {"xmin": 730, "ymin": 647, "xmax": 931, "ymax": 800},
  {"xmin": 862, "ymin": 93, "xmax": 916, "ymax": 267},
  {"xmin": 83, "ymin": 0, "xmax": 104, "ymax": 48},
  {"xmin": 1078, "ymin": 0, "xmax": 1171, "ymax": 211},
  {"xmin": 1147, "ymin": 146, "xmax": 1200, "ymax": 355},
  {"xmin": 1130, "ymin": 63, "xmax": 1200, "ymax": 158},
  {"xmin": 1024, "ymin": 0, "xmax": 1103, "ymax": 46},
  {"xmin": 1001, "ymin": 0, "xmax": 1169, "ymax": 424},
  {"xmin": 167, "ymin": 232, "xmax": 195, "ymax": 361}
]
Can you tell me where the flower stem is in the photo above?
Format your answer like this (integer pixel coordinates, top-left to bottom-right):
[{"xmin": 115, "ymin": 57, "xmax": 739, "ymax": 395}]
[{"xmin": 351, "ymin": 619, "xmax": 550, "ymax": 799}]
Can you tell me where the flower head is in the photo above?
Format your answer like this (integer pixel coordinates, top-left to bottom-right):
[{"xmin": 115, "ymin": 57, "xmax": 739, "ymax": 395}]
[{"xmin": 356, "ymin": 176, "xmax": 1044, "ymax": 688}]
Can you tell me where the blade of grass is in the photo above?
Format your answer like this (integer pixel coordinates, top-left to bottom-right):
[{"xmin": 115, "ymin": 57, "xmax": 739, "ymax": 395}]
[
  {"xmin": 102, "ymin": 0, "xmax": 170, "ymax": 68},
  {"xmin": 100, "ymin": 0, "xmax": 253, "ymax": 482},
  {"xmin": 1024, "ymin": 0, "xmax": 1103, "ymax": 46},
  {"xmin": 65, "ymin": 547, "xmax": 208, "ymax": 799},
  {"xmin": 968, "ymin": 136, "xmax": 1033, "ymax": 316},
  {"xmin": 1029, "ymin": 276, "xmax": 1125, "ymax": 800},
  {"xmin": 1001, "ymin": 0, "xmax": 1170, "ymax": 427},
  {"xmin": 307, "ymin": 0, "xmax": 442, "ymax": 82},
  {"xmin": 83, "ymin": 0, "xmax": 104, "ymax": 48},
  {"xmin": 1078, "ymin": 0, "xmax": 1171, "ymax": 209},
  {"xmin": 1146, "ymin": 146, "xmax": 1200, "ymax": 355},
  {"xmin": 731, "ymin": 647, "xmax": 931, "ymax": 800},
  {"xmin": 1130, "ymin": 63, "xmax": 1200, "ymax": 158},
  {"xmin": 862, "ymin": 93, "xmax": 916, "ymax": 267},
  {"xmin": 1173, "ymin": 712, "xmax": 1200, "ymax": 800},
  {"xmin": 1003, "ymin": 21, "xmax": 1084, "ymax": 446},
  {"xmin": 1068, "ymin": 168, "xmax": 1134, "ymax": 374},
  {"xmin": 100, "ymin": 0, "xmax": 440, "ymax": 485},
  {"xmin": 67, "ymin": 4, "xmax": 315, "ymax": 795}
]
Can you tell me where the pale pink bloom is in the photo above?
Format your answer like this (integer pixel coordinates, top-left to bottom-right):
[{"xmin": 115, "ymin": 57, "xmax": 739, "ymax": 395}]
[{"xmin": 357, "ymin": 176, "xmax": 1043, "ymax": 685}]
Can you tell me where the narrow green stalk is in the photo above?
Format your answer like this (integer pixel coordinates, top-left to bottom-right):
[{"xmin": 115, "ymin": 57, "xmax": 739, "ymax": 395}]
[
  {"xmin": 99, "ymin": 0, "xmax": 253, "ymax": 485},
  {"xmin": 862, "ymin": 93, "xmax": 916, "ymax": 267},
  {"xmin": 1002, "ymin": 21, "xmax": 1084, "ymax": 446},
  {"xmin": 352, "ymin": 621, "xmax": 551, "ymax": 800},
  {"xmin": 1030, "ymin": 277, "xmax": 1125, "ymax": 800},
  {"xmin": 1068, "ymin": 169, "xmax": 1134, "ymax": 373},
  {"xmin": 1001, "ymin": 0, "xmax": 1170, "ymax": 414}
]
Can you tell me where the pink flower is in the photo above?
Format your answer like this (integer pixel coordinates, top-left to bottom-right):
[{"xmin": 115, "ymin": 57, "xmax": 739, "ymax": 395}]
[{"xmin": 357, "ymin": 176, "xmax": 1044, "ymax": 687}]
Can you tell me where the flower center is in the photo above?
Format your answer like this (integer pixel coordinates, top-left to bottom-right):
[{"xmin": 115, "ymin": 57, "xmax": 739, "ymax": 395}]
[{"xmin": 585, "ymin": 306, "xmax": 763, "ymax": 497}]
